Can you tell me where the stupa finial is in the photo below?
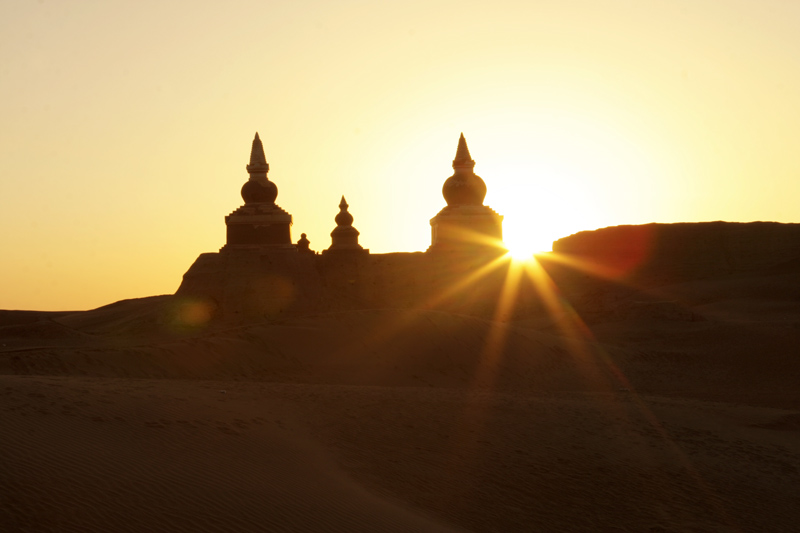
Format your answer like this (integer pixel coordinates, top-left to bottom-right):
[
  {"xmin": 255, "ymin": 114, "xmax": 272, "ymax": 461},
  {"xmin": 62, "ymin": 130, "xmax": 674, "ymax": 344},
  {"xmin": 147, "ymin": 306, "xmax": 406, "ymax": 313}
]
[
  {"xmin": 247, "ymin": 132, "xmax": 269, "ymax": 173},
  {"xmin": 442, "ymin": 133, "xmax": 486, "ymax": 206},
  {"xmin": 453, "ymin": 133, "xmax": 475, "ymax": 170},
  {"xmin": 241, "ymin": 132, "xmax": 277, "ymax": 204},
  {"xmin": 335, "ymin": 196, "xmax": 354, "ymax": 227}
]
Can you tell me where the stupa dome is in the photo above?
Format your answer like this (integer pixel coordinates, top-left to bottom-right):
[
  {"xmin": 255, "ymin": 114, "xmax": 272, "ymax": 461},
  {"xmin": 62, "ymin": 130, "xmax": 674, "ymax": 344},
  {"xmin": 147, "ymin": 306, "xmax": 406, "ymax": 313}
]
[
  {"xmin": 241, "ymin": 179, "xmax": 277, "ymax": 204},
  {"xmin": 442, "ymin": 133, "xmax": 487, "ymax": 207},
  {"xmin": 241, "ymin": 132, "xmax": 278, "ymax": 204},
  {"xmin": 334, "ymin": 196, "xmax": 354, "ymax": 226}
]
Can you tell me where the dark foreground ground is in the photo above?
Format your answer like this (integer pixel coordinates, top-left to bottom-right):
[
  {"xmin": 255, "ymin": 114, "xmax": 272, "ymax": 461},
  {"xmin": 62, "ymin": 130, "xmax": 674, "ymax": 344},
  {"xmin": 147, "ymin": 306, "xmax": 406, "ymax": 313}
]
[{"xmin": 2, "ymin": 222, "xmax": 799, "ymax": 532}]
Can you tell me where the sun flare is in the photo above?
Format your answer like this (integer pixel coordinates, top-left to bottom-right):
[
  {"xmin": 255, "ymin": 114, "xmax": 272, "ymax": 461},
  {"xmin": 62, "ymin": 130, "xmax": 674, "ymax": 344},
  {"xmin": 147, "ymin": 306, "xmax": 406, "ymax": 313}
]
[
  {"xmin": 503, "ymin": 233, "xmax": 545, "ymax": 259},
  {"xmin": 504, "ymin": 245, "xmax": 536, "ymax": 261},
  {"xmin": 501, "ymin": 221, "xmax": 556, "ymax": 259}
]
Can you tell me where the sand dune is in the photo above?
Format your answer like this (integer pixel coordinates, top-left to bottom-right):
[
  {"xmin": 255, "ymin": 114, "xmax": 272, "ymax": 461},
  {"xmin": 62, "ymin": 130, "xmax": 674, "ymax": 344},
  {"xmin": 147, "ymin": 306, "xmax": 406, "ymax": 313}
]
[
  {"xmin": 3, "ymin": 224, "xmax": 800, "ymax": 531},
  {"xmin": 3, "ymin": 298, "xmax": 797, "ymax": 407},
  {"xmin": 1, "ymin": 376, "xmax": 460, "ymax": 532},
  {"xmin": 1, "ymin": 307, "xmax": 617, "ymax": 391},
  {"xmin": 2, "ymin": 375, "xmax": 798, "ymax": 532}
]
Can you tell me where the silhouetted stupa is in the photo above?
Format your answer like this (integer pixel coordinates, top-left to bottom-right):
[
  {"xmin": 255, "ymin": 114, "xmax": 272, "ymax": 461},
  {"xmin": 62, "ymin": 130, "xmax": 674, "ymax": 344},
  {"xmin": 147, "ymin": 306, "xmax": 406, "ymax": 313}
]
[
  {"xmin": 176, "ymin": 131, "xmax": 511, "ymax": 320},
  {"xmin": 324, "ymin": 196, "xmax": 367, "ymax": 254},
  {"xmin": 296, "ymin": 233, "xmax": 313, "ymax": 255},
  {"xmin": 429, "ymin": 134, "xmax": 504, "ymax": 252},
  {"xmin": 221, "ymin": 133, "xmax": 294, "ymax": 250}
]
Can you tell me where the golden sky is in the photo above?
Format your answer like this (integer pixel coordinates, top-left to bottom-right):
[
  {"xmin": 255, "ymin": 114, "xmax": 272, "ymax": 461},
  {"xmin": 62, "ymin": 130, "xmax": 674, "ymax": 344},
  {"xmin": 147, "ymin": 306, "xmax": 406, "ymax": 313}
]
[{"xmin": 2, "ymin": 0, "xmax": 799, "ymax": 310}]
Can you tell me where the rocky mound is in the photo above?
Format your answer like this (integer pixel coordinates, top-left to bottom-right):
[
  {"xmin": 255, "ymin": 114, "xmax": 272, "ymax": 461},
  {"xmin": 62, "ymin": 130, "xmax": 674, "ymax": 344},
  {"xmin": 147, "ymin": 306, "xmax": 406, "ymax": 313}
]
[{"xmin": 552, "ymin": 221, "xmax": 800, "ymax": 283}]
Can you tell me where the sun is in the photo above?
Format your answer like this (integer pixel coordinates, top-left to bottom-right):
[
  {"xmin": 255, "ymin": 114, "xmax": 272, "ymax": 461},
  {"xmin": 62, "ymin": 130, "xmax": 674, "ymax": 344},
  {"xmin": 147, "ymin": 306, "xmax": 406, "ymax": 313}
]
[
  {"xmin": 490, "ymin": 179, "xmax": 610, "ymax": 261},
  {"xmin": 502, "ymin": 221, "xmax": 555, "ymax": 260},
  {"xmin": 507, "ymin": 248, "xmax": 536, "ymax": 261},
  {"xmin": 504, "ymin": 241, "xmax": 539, "ymax": 260}
]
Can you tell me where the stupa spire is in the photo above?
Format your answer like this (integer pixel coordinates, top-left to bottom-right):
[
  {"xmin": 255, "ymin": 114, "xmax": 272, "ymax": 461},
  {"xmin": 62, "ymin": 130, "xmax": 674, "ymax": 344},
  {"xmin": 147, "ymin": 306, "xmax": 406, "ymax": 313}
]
[
  {"xmin": 335, "ymin": 196, "xmax": 354, "ymax": 227},
  {"xmin": 452, "ymin": 133, "xmax": 475, "ymax": 170},
  {"xmin": 241, "ymin": 132, "xmax": 277, "ymax": 204},
  {"xmin": 246, "ymin": 132, "xmax": 269, "ymax": 174},
  {"xmin": 442, "ymin": 133, "xmax": 485, "ymax": 206}
]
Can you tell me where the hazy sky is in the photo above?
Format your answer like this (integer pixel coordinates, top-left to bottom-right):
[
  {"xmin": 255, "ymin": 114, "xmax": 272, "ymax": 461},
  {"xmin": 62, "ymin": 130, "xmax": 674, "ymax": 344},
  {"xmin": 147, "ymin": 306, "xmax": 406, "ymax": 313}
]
[{"xmin": 2, "ymin": 0, "xmax": 799, "ymax": 310}]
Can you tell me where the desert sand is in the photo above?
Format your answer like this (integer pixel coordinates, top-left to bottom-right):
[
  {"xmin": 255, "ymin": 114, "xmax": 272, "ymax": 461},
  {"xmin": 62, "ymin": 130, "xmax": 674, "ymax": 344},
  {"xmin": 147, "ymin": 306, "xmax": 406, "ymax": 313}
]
[{"xmin": 3, "ymin": 226, "xmax": 800, "ymax": 532}]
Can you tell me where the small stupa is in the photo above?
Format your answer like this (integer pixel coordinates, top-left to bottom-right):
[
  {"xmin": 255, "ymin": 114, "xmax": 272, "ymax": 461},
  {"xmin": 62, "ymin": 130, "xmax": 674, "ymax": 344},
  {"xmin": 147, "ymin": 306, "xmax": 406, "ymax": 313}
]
[
  {"xmin": 428, "ymin": 134, "xmax": 504, "ymax": 252},
  {"xmin": 222, "ymin": 133, "xmax": 294, "ymax": 250},
  {"xmin": 296, "ymin": 233, "xmax": 314, "ymax": 255},
  {"xmin": 324, "ymin": 196, "xmax": 367, "ymax": 254}
]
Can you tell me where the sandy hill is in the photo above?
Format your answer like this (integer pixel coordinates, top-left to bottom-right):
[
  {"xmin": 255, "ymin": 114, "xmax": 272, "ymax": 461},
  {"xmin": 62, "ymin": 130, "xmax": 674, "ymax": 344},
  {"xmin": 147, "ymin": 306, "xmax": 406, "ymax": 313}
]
[{"xmin": 1, "ymin": 222, "xmax": 799, "ymax": 532}]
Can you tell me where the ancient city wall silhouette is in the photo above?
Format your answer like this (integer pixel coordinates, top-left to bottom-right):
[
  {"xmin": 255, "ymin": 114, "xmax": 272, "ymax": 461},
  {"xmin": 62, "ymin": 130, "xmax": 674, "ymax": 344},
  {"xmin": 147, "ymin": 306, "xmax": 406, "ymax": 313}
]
[
  {"xmin": 176, "ymin": 132, "xmax": 800, "ymax": 322},
  {"xmin": 177, "ymin": 133, "xmax": 517, "ymax": 320}
]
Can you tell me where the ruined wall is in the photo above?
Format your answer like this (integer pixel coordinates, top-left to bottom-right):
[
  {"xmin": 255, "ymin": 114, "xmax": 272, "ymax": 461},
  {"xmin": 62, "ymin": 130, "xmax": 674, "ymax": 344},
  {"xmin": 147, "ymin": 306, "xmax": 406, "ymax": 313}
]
[
  {"xmin": 176, "ymin": 248, "xmax": 518, "ymax": 321},
  {"xmin": 552, "ymin": 222, "xmax": 800, "ymax": 284},
  {"xmin": 175, "ymin": 250, "xmax": 321, "ymax": 320},
  {"xmin": 177, "ymin": 222, "xmax": 800, "ymax": 322}
]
